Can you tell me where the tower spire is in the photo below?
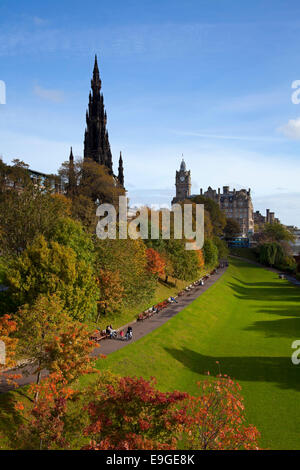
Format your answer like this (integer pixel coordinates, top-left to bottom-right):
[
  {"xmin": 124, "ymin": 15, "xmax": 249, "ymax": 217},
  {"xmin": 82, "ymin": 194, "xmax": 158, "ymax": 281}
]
[
  {"xmin": 84, "ymin": 55, "xmax": 112, "ymax": 172},
  {"xmin": 67, "ymin": 147, "xmax": 76, "ymax": 197},
  {"xmin": 69, "ymin": 146, "xmax": 74, "ymax": 162},
  {"xmin": 91, "ymin": 54, "xmax": 101, "ymax": 92},
  {"xmin": 118, "ymin": 151, "xmax": 124, "ymax": 187}
]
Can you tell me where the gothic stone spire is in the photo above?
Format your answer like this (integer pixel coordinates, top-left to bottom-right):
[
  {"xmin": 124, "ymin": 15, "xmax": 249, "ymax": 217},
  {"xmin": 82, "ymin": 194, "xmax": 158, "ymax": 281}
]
[
  {"xmin": 118, "ymin": 151, "xmax": 124, "ymax": 187},
  {"xmin": 84, "ymin": 55, "xmax": 113, "ymax": 172},
  {"xmin": 67, "ymin": 146, "xmax": 76, "ymax": 196}
]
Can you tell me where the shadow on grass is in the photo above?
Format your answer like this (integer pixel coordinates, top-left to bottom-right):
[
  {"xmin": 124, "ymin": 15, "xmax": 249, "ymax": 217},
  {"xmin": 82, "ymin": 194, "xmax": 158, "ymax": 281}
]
[
  {"xmin": 245, "ymin": 317, "xmax": 300, "ymax": 339},
  {"xmin": 164, "ymin": 347, "xmax": 300, "ymax": 392},
  {"xmin": 158, "ymin": 278, "xmax": 176, "ymax": 288},
  {"xmin": 226, "ymin": 274, "xmax": 300, "ymax": 338},
  {"xmin": 227, "ymin": 280, "xmax": 300, "ymax": 303}
]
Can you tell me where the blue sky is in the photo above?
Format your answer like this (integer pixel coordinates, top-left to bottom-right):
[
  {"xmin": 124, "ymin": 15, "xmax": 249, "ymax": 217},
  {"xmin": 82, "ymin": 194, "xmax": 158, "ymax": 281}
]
[{"xmin": 1, "ymin": 0, "xmax": 300, "ymax": 225}]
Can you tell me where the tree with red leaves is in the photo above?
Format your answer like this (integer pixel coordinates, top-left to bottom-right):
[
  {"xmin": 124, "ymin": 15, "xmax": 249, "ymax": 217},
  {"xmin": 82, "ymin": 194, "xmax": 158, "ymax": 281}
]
[
  {"xmin": 146, "ymin": 248, "xmax": 165, "ymax": 278},
  {"xmin": 82, "ymin": 374, "xmax": 260, "ymax": 450},
  {"xmin": 82, "ymin": 375, "xmax": 188, "ymax": 450}
]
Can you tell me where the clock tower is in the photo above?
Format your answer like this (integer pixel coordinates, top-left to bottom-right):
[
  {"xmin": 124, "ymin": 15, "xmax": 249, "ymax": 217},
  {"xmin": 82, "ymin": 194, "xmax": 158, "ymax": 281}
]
[{"xmin": 172, "ymin": 158, "xmax": 192, "ymax": 204}]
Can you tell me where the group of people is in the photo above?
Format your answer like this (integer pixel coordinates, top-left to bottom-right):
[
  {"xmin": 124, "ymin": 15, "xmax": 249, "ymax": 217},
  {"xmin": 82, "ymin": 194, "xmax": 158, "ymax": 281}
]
[{"xmin": 106, "ymin": 324, "xmax": 132, "ymax": 341}]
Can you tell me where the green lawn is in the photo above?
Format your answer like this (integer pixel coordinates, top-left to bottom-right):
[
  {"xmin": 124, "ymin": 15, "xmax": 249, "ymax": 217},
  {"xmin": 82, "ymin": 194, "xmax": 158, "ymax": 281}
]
[{"xmin": 92, "ymin": 257, "xmax": 300, "ymax": 450}]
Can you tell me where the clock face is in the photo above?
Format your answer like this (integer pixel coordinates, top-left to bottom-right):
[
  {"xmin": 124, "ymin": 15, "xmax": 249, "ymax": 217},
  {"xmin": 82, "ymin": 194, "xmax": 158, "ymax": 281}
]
[{"xmin": 180, "ymin": 176, "xmax": 185, "ymax": 182}]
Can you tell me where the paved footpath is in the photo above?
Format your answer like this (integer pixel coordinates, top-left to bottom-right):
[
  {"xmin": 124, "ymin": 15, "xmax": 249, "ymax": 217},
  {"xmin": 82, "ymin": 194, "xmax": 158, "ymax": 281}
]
[{"xmin": 0, "ymin": 267, "xmax": 227, "ymax": 394}]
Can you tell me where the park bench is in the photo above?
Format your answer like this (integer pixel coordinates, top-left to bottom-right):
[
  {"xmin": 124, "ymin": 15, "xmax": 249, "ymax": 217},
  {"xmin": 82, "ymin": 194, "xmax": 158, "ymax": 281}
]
[{"xmin": 90, "ymin": 330, "xmax": 109, "ymax": 342}]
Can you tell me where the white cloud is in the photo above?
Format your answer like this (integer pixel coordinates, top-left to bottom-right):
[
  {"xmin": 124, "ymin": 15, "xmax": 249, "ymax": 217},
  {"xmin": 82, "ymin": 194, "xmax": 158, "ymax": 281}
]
[
  {"xmin": 279, "ymin": 117, "xmax": 300, "ymax": 140},
  {"xmin": 33, "ymin": 85, "xmax": 64, "ymax": 103}
]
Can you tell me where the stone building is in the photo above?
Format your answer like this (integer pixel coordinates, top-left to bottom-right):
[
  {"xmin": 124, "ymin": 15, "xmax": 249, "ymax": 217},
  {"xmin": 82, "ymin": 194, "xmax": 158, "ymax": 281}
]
[
  {"xmin": 200, "ymin": 185, "xmax": 254, "ymax": 236},
  {"xmin": 254, "ymin": 208, "xmax": 280, "ymax": 229}
]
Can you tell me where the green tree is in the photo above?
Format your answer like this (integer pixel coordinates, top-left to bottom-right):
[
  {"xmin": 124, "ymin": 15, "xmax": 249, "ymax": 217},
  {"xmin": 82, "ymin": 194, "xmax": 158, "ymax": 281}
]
[
  {"xmin": 165, "ymin": 239, "xmax": 199, "ymax": 281},
  {"xmin": 0, "ymin": 181, "xmax": 71, "ymax": 255},
  {"xmin": 224, "ymin": 218, "xmax": 241, "ymax": 238},
  {"xmin": 190, "ymin": 195, "xmax": 226, "ymax": 236},
  {"xmin": 60, "ymin": 158, "xmax": 125, "ymax": 206},
  {"xmin": 259, "ymin": 242, "xmax": 284, "ymax": 267},
  {"xmin": 263, "ymin": 223, "xmax": 295, "ymax": 243},
  {"xmin": 15, "ymin": 295, "xmax": 71, "ymax": 388},
  {"xmin": 5, "ymin": 235, "xmax": 97, "ymax": 321},
  {"xmin": 203, "ymin": 239, "xmax": 218, "ymax": 267},
  {"xmin": 49, "ymin": 217, "xmax": 95, "ymax": 264},
  {"xmin": 213, "ymin": 236, "xmax": 229, "ymax": 260},
  {"xmin": 95, "ymin": 238, "xmax": 155, "ymax": 307}
]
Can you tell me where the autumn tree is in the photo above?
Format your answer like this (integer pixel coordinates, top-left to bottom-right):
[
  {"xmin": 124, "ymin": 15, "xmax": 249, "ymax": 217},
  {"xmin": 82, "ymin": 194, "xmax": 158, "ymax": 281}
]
[
  {"xmin": 59, "ymin": 158, "xmax": 125, "ymax": 206},
  {"xmin": 0, "ymin": 314, "xmax": 19, "ymax": 386},
  {"xmin": 11, "ymin": 372, "xmax": 260, "ymax": 450},
  {"xmin": 15, "ymin": 295, "xmax": 96, "ymax": 389},
  {"xmin": 96, "ymin": 269, "xmax": 124, "ymax": 321},
  {"xmin": 196, "ymin": 249, "xmax": 205, "ymax": 270},
  {"xmin": 161, "ymin": 253, "xmax": 174, "ymax": 283},
  {"xmin": 183, "ymin": 375, "xmax": 260, "ymax": 450},
  {"xmin": 13, "ymin": 372, "xmax": 75, "ymax": 450},
  {"xmin": 146, "ymin": 248, "xmax": 165, "ymax": 278},
  {"xmin": 95, "ymin": 238, "xmax": 156, "ymax": 307},
  {"xmin": 83, "ymin": 374, "xmax": 260, "ymax": 451},
  {"xmin": 71, "ymin": 194, "xmax": 98, "ymax": 232},
  {"xmin": 83, "ymin": 375, "xmax": 188, "ymax": 450}
]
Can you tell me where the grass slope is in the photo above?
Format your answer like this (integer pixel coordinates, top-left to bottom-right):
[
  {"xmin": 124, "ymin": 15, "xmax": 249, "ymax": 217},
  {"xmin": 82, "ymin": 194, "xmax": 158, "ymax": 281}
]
[
  {"xmin": 87, "ymin": 269, "xmax": 211, "ymax": 332},
  {"xmin": 93, "ymin": 257, "xmax": 300, "ymax": 450}
]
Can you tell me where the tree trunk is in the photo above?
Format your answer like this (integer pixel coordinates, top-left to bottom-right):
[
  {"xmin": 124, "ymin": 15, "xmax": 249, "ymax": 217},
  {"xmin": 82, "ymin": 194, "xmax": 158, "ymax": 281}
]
[{"xmin": 34, "ymin": 370, "xmax": 42, "ymax": 402}]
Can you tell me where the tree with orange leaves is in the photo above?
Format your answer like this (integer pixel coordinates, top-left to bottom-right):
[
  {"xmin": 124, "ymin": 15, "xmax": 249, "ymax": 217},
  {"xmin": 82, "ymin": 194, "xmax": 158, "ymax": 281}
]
[
  {"xmin": 15, "ymin": 294, "xmax": 97, "ymax": 392},
  {"xmin": 196, "ymin": 249, "xmax": 205, "ymax": 269},
  {"xmin": 183, "ymin": 373, "xmax": 260, "ymax": 450},
  {"xmin": 146, "ymin": 248, "xmax": 165, "ymax": 278},
  {"xmin": 96, "ymin": 269, "xmax": 124, "ymax": 321},
  {"xmin": 0, "ymin": 314, "xmax": 20, "ymax": 386},
  {"xmin": 13, "ymin": 372, "xmax": 75, "ymax": 450}
]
